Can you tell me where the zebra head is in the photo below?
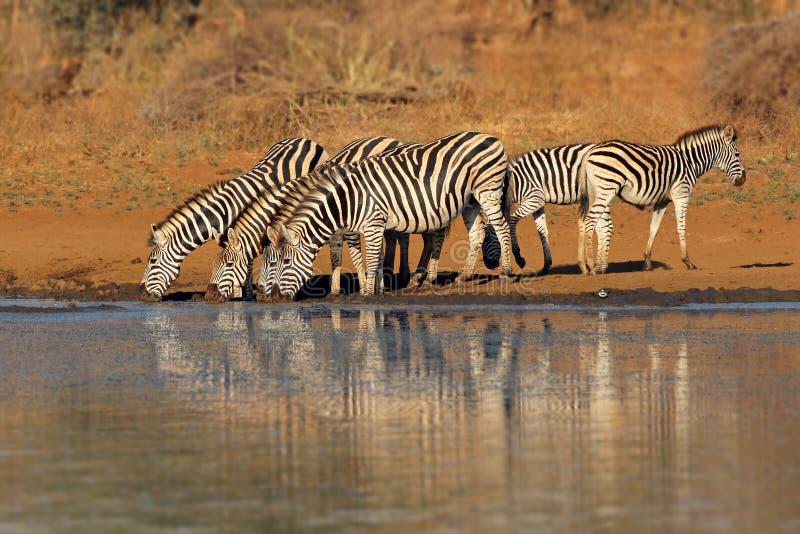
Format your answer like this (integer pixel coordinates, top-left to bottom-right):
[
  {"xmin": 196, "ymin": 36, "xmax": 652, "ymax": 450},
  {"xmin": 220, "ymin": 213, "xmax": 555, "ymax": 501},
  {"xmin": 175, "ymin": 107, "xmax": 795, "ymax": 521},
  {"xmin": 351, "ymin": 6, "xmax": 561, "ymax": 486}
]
[
  {"xmin": 205, "ymin": 228, "xmax": 248, "ymax": 303},
  {"xmin": 267, "ymin": 222, "xmax": 316, "ymax": 300},
  {"xmin": 140, "ymin": 224, "xmax": 181, "ymax": 301},
  {"xmin": 715, "ymin": 125, "xmax": 745, "ymax": 187},
  {"xmin": 255, "ymin": 238, "xmax": 281, "ymax": 301}
]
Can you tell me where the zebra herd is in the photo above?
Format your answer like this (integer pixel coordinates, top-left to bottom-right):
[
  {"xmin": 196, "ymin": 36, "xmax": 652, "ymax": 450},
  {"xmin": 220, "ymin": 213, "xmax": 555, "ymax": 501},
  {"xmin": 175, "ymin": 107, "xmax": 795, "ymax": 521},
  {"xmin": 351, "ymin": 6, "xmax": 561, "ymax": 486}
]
[{"xmin": 140, "ymin": 126, "xmax": 745, "ymax": 302}]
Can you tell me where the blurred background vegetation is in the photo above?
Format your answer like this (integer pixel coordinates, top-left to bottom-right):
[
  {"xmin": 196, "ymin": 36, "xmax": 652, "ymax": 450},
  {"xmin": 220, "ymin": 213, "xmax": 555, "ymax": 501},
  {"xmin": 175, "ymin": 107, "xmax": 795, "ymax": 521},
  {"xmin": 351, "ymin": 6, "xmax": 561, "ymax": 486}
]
[{"xmin": 1, "ymin": 0, "xmax": 799, "ymax": 175}]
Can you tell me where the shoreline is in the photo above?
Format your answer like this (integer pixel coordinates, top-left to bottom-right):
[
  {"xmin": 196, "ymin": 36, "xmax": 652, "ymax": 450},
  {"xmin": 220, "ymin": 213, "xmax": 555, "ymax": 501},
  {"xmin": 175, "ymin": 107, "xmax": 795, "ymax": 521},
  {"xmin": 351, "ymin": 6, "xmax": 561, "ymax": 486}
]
[{"xmin": 3, "ymin": 284, "xmax": 800, "ymax": 308}]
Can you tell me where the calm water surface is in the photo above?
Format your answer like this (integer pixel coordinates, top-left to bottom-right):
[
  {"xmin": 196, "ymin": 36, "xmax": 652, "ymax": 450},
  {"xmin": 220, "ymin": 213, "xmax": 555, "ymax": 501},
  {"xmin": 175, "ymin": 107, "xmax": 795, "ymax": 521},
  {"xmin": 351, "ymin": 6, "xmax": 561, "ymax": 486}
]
[{"xmin": 1, "ymin": 301, "xmax": 799, "ymax": 532}]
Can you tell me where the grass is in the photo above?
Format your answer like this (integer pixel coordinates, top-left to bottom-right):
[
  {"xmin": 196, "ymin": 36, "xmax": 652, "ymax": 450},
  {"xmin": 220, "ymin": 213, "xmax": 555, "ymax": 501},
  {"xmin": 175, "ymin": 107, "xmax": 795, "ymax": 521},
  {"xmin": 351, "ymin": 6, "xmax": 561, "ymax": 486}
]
[
  {"xmin": 0, "ymin": 2, "xmax": 798, "ymax": 216},
  {"xmin": 0, "ymin": 164, "xmax": 192, "ymax": 212}
]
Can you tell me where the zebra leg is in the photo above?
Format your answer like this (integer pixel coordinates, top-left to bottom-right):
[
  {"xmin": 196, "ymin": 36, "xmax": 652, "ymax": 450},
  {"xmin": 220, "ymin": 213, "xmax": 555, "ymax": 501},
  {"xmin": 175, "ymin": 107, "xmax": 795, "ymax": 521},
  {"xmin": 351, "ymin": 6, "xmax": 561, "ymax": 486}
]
[
  {"xmin": 673, "ymin": 193, "xmax": 696, "ymax": 270},
  {"xmin": 481, "ymin": 224, "xmax": 500, "ymax": 269},
  {"xmin": 344, "ymin": 231, "xmax": 366, "ymax": 294},
  {"xmin": 328, "ymin": 231, "xmax": 344, "ymax": 296},
  {"xmin": 510, "ymin": 195, "xmax": 545, "ymax": 269},
  {"xmin": 476, "ymin": 190, "xmax": 513, "ymax": 281},
  {"xmin": 244, "ymin": 259, "xmax": 254, "ymax": 300},
  {"xmin": 508, "ymin": 216, "xmax": 524, "ymax": 269},
  {"xmin": 398, "ymin": 233, "xmax": 410, "ymax": 287},
  {"xmin": 383, "ymin": 230, "xmax": 397, "ymax": 283},
  {"xmin": 425, "ymin": 229, "xmax": 446, "ymax": 286},
  {"xmin": 577, "ymin": 215, "xmax": 590, "ymax": 275},
  {"xmin": 456, "ymin": 203, "xmax": 485, "ymax": 284},
  {"xmin": 594, "ymin": 207, "xmax": 613, "ymax": 274},
  {"xmin": 363, "ymin": 223, "xmax": 387, "ymax": 296},
  {"xmin": 532, "ymin": 207, "xmax": 552, "ymax": 275},
  {"xmin": 643, "ymin": 202, "xmax": 668, "ymax": 271},
  {"xmin": 411, "ymin": 234, "xmax": 433, "ymax": 286}
]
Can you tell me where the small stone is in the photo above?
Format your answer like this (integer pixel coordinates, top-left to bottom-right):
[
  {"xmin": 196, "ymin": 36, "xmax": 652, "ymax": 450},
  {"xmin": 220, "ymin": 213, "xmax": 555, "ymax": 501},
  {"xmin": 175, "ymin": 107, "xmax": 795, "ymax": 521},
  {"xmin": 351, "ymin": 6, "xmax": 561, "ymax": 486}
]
[{"xmin": 130, "ymin": 257, "xmax": 142, "ymax": 264}]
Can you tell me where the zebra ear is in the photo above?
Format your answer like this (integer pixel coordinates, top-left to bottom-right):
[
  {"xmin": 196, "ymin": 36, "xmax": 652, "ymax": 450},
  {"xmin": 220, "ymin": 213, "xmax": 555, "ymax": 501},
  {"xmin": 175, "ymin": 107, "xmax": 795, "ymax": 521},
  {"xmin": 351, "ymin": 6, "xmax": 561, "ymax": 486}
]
[
  {"xmin": 722, "ymin": 125, "xmax": 735, "ymax": 143},
  {"xmin": 284, "ymin": 225, "xmax": 301, "ymax": 247},
  {"xmin": 227, "ymin": 227, "xmax": 238, "ymax": 245},
  {"xmin": 152, "ymin": 226, "xmax": 168, "ymax": 248},
  {"xmin": 265, "ymin": 225, "xmax": 280, "ymax": 247}
]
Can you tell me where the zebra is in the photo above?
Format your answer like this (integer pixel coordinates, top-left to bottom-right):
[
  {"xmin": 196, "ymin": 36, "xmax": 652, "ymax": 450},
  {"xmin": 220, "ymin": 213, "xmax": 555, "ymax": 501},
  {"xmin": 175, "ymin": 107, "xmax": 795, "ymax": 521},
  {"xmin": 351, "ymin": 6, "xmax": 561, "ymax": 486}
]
[
  {"xmin": 481, "ymin": 143, "xmax": 596, "ymax": 275},
  {"xmin": 256, "ymin": 141, "xmax": 453, "ymax": 299},
  {"xmin": 266, "ymin": 131, "xmax": 513, "ymax": 300},
  {"xmin": 205, "ymin": 136, "xmax": 403, "ymax": 302},
  {"xmin": 139, "ymin": 137, "xmax": 327, "ymax": 301},
  {"xmin": 577, "ymin": 124, "xmax": 745, "ymax": 275}
]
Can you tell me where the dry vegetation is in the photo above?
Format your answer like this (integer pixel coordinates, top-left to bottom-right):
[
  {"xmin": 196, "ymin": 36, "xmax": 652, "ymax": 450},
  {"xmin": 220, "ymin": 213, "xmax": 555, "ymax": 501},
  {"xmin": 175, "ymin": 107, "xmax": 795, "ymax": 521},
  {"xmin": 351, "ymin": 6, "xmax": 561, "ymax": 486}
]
[
  {"xmin": 2, "ymin": 1, "xmax": 799, "ymax": 203},
  {"xmin": 1, "ymin": 0, "xmax": 800, "ymax": 300}
]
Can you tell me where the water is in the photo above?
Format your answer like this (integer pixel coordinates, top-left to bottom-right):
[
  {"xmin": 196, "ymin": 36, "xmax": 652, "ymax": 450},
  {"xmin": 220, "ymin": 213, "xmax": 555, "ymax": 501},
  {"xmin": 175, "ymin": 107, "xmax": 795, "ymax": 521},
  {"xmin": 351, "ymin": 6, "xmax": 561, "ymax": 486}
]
[{"xmin": 1, "ymin": 301, "xmax": 799, "ymax": 532}]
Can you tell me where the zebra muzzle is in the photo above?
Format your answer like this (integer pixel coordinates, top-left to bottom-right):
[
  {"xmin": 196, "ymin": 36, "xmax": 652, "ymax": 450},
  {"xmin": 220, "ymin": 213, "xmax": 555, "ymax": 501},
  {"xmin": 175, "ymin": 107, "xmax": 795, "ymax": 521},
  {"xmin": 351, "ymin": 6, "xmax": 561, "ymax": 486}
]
[
  {"xmin": 255, "ymin": 284, "xmax": 272, "ymax": 302},
  {"xmin": 204, "ymin": 284, "xmax": 227, "ymax": 304},
  {"xmin": 139, "ymin": 284, "xmax": 162, "ymax": 302}
]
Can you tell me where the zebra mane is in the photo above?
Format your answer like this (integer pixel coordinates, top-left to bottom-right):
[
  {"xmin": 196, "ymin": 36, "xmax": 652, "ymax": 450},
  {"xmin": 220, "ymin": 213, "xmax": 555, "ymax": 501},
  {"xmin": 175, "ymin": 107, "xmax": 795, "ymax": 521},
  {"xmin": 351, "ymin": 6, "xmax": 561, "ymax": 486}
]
[
  {"xmin": 148, "ymin": 181, "xmax": 231, "ymax": 244},
  {"xmin": 674, "ymin": 124, "xmax": 727, "ymax": 145}
]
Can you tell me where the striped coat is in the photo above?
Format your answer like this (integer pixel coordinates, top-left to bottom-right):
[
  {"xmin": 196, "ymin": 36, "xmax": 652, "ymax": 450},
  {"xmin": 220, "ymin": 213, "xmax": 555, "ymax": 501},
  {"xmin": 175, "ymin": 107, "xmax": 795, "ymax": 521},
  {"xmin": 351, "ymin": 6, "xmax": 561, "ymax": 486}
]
[
  {"xmin": 268, "ymin": 131, "xmax": 513, "ymax": 299},
  {"xmin": 139, "ymin": 138, "xmax": 327, "ymax": 301}
]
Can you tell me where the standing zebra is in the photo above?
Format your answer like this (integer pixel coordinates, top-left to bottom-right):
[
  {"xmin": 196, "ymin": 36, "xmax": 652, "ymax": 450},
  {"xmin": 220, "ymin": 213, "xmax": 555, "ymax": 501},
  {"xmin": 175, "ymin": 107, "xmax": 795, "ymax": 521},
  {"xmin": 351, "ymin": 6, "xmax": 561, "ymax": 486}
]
[
  {"xmin": 578, "ymin": 124, "xmax": 745, "ymax": 275},
  {"xmin": 481, "ymin": 143, "xmax": 595, "ymax": 274},
  {"xmin": 139, "ymin": 138, "xmax": 327, "ymax": 301},
  {"xmin": 266, "ymin": 131, "xmax": 513, "ymax": 300},
  {"xmin": 205, "ymin": 136, "xmax": 403, "ymax": 302}
]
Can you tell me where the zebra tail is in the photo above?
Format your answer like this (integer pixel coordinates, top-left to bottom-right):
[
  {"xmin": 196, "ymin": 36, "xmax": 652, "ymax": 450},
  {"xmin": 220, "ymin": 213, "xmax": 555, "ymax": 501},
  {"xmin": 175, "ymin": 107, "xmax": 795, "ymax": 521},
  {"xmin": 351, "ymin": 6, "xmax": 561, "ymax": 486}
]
[
  {"xmin": 577, "ymin": 151, "xmax": 590, "ymax": 219},
  {"xmin": 501, "ymin": 167, "xmax": 512, "ymax": 223}
]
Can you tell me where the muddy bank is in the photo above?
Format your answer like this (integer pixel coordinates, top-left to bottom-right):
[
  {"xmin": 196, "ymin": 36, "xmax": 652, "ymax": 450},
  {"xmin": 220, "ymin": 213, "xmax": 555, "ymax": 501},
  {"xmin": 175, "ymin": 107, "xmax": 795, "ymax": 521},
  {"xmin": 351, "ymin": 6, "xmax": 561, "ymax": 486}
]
[{"xmin": 2, "ymin": 278, "xmax": 800, "ymax": 307}]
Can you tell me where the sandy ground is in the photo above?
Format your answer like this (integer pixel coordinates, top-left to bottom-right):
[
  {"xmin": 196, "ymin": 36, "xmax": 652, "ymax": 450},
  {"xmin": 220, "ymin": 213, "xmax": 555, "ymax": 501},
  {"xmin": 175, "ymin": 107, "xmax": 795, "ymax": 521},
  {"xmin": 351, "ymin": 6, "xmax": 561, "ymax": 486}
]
[{"xmin": 2, "ymin": 163, "xmax": 798, "ymax": 305}]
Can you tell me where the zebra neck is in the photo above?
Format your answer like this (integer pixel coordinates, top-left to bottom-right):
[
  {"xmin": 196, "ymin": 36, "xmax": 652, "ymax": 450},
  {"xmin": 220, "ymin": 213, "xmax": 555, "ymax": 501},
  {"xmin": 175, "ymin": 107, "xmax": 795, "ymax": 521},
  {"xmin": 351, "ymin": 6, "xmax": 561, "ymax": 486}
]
[
  {"xmin": 677, "ymin": 140, "xmax": 717, "ymax": 180},
  {"xmin": 294, "ymin": 218, "xmax": 337, "ymax": 251},
  {"xmin": 235, "ymin": 225, "xmax": 263, "ymax": 261}
]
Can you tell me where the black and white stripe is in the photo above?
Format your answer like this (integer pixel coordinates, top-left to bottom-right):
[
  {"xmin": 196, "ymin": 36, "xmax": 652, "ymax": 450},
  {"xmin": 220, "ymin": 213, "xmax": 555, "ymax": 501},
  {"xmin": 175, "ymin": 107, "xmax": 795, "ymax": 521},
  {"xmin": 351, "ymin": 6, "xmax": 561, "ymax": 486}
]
[
  {"xmin": 258, "ymin": 141, "xmax": 428, "ymax": 299},
  {"xmin": 268, "ymin": 131, "xmax": 513, "ymax": 299},
  {"xmin": 481, "ymin": 143, "xmax": 595, "ymax": 274},
  {"xmin": 205, "ymin": 137, "xmax": 402, "ymax": 302},
  {"xmin": 139, "ymin": 138, "xmax": 327, "ymax": 301},
  {"xmin": 578, "ymin": 124, "xmax": 745, "ymax": 274}
]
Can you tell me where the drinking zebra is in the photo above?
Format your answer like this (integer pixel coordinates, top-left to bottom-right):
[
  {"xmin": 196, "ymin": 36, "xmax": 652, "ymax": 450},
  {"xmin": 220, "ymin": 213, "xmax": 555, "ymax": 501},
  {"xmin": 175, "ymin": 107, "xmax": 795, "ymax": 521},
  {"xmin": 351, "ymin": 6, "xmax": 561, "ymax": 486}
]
[
  {"xmin": 257, "ymin": 141, "xmax": 452, "ymax": 299},
  {"xmin": 205, "ymin": 136, "xmax": 403, "ymax": 302},
  {"xmin": 578, "ymin": 124, "xmax": 745, "ymax": 275},
  {"xmin": 266, "ymin": 131, "xmax": 513, "ymax": 300},
  {"xmin": 481, "ymin": 143, "xmax": 595, "ymax": 275},
  {"xmin": 139, "ymin": 137, "xmax": 327, "ymax": 301}
]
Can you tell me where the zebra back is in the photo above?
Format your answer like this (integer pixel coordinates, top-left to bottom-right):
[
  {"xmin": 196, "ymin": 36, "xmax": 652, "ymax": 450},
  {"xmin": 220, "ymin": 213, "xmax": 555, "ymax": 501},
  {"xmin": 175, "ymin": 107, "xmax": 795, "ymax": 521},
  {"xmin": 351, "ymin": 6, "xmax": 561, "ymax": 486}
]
[
  {"xmin": 220, "ymin": 136, "xmax": 403, "ymax": 258},
  {"xmin": 508, "ymin": 143, "xmax": 596, "ymax": 208},
  {"xmin": 150, "ymin": 138, "xmax": 326, "ymax": 247},
  {"xmin": 282, "ymin": 131, "xmax": 507, "ymax": 247},
  {"xmin": 269, "ymin": 141, "xmax": 424, "ymax": 234}
]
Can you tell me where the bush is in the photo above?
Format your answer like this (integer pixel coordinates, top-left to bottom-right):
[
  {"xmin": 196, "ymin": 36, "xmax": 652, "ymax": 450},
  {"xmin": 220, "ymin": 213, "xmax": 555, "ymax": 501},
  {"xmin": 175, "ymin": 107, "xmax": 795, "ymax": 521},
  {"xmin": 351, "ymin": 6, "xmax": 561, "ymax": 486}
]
[
  {"xmin": 703, "ymin": 11, "xmax": 800, "ymax": 139},
  {"xmin": 37, "ymin": 0, "xmax": 201, "ymax": 54}
]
